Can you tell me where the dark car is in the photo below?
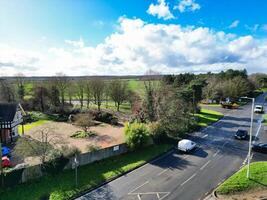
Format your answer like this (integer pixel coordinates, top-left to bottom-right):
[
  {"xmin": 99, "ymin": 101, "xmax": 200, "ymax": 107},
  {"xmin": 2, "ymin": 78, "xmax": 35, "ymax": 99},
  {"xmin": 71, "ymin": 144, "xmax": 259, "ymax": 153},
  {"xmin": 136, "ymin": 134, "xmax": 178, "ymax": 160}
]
[
  {"xmin": 234, "ymin": 129, "xmax": 248, "ymax": 140},
  {"xmin": 252, "ymin": 143, "xmax": 267, "ymax": 154}
]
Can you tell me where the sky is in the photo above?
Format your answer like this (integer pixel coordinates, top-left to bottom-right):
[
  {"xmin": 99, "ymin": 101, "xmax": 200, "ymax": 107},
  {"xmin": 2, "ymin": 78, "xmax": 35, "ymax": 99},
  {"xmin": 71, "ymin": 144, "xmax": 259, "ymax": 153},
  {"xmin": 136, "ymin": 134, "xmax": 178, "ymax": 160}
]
[{"xmin": 0, "ymin": 0, "xmax": 267, "ymax": 76}]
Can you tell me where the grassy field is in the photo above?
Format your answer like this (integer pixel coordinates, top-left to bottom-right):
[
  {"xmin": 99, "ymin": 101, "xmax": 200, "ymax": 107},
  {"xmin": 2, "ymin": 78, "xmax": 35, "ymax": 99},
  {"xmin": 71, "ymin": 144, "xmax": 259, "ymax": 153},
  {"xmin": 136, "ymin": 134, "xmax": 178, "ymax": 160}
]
[
  {"xmin": 217, "ymin": 162, "xmax": 267, "ymax": 195},
  {"xmin": 263, "ymin": 114, "xmax": 267, "ymax": 125},
  {"xmin": 0, "ymin": 144, "xmax": 172, "ymax": 200},
  {"xmin": 196, "ymin": 108, "xmax": 223, "ymax": 127},
  {"xmin": 18, "ymin": 120, "xmax": 50, "ymax": 134}
]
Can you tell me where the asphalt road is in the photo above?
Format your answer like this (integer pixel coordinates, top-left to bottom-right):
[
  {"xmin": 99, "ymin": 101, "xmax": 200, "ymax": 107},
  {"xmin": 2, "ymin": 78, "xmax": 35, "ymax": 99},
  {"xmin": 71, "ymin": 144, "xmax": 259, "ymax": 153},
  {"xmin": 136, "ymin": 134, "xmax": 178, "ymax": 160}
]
[{"xmin": 76, "ymin": 93, "xmax": 267, "ymax": 200}]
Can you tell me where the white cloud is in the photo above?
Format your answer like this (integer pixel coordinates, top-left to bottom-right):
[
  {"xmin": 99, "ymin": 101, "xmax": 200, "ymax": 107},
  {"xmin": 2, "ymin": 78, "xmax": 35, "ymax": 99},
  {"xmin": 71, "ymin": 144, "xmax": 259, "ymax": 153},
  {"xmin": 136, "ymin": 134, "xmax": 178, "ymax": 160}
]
[
  {"xmin": 174, "ymin": 0, "xmax": 201, "ymax": 13},
  {"xmin": 229, "ymin": 20, "xmax": 239, "ymax": 29},
  {"xmin": 65, "ymin": 38, "xmax": 84, "ymax": 48},
  {"xmin": 147, "ymin": 0, "xmax": 174, "ymax": 20},
  {"xmin": 0, "ymin": 17, "xmax": 267, "ymax": 76},
  {"xmin": 261, "ymin": 24, "xmax": 267, "ymax": 31}
]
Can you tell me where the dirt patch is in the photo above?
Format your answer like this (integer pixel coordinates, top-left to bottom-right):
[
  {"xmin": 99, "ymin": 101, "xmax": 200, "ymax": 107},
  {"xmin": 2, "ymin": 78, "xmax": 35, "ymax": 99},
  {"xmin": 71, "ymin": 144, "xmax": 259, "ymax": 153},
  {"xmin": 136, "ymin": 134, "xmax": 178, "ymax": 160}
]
[
  {"xmin": 217, "ymin": 189, "xmax": 267, "ymax": 200},
  {"xmin": 25, "ymin": 121, "xmax": 125, "ymax": 153}
]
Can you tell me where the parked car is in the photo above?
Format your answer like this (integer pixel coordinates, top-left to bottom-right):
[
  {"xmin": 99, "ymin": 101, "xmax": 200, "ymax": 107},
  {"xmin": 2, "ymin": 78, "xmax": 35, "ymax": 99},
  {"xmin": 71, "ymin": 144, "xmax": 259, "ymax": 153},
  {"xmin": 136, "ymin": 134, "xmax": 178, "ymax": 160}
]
[
  {"xmin": 252, "ymin": 143, "xmax": 267, "ymax": 154},
  {"xmin": 254, "ymin": 105, "xmax": 264, "ymax": 113},
  {"xmin": 1, "ymin": 146, "xmax": 10, "ymax": 157},
  {"xmin": 234, "ymin": 129, "xmax": 248, "ymax": 140},
  {"xmin": 177, "ymin": 139, "xmax": 196, "ymax": 152},
  {"xmin": 2, "ymin": 156, "xmax": 11, "ymax": 168}
]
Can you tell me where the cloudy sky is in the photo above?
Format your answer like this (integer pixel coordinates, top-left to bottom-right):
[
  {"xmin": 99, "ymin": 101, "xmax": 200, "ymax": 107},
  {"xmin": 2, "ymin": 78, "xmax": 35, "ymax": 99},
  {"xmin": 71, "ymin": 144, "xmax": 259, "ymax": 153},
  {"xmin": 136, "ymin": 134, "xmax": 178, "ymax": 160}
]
[{"xmin": 0, "ymin": 0, "xmax": 267, "ymax": 76}]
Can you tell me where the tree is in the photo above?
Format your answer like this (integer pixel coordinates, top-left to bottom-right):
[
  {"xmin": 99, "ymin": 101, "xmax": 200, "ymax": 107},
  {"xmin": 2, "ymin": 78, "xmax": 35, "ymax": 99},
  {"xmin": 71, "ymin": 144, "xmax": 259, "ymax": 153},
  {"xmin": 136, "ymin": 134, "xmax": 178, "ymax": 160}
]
[
  {"xmin": 143, "ymin": 70, "xmax": 161, "ymax": 122},
  {"xmin": 85, "ymin": 80, "xmax": 91, "ymax": 108},
  {"xmin": 76, "ymin": 80, "xmax": 85, "ymax": 109},
  {"xmin": 14, "ymin": 73, "xmax": 26, "ymax": 101},
  {"xmin": 53, "ymin": 73, "xmax": 69, "ymax": 107},
  {"xmin": 33, "ymin": 84, "xmax": 49, "ymax": 112},
  {"xmin": 90, "ymin": 79, "xmax": 105, "ymax": 111},
  {"xmin": 67, "ymin": 81, "xmax": 75, "ymax": 104},
  {"xmin": 124, "ymin": 122, "xmax": 150, "ymax": 149},
  {"xmin": 48, "ymin": 84, "xmax": 61, "ymax": 108},
  {"xmin": 109, "ymin": 79, "xmax": 128, "ymax": 111},
  {"xmin": 0, "ymin": 79, "xmax": 15, "ymax": 102},
  {"xmin": 74, "ymin": 113, "xmax": 94, "ymax": 132},
  {"xmin": 14, "ymin": 128, "xmax": 62, "ymax": 164}
]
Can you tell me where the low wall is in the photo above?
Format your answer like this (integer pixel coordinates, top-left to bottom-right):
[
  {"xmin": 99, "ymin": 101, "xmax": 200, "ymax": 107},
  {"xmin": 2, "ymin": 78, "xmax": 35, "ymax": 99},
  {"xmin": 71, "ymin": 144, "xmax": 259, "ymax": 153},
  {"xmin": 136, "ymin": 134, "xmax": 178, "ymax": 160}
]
[{"xmin": 67, "ymin": 143, "xmax": 128, "ymax": 168}]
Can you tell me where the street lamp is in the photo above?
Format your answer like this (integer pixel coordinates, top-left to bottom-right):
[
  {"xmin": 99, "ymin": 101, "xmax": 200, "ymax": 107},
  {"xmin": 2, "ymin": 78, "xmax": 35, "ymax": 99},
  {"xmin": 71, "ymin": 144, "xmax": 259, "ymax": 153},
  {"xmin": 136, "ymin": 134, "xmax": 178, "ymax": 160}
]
[{"xmin": 240, "ymin": 96, "xmax": 255, "ymax": 179}]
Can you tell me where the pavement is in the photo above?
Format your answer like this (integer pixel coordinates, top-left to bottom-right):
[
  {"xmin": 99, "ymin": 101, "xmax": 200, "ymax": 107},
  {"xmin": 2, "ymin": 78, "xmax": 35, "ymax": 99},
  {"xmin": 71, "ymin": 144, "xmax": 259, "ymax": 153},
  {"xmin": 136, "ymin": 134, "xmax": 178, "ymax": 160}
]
[{"xmin": 76, "ymin": 93, "xmax": 267, "ymax": 200}]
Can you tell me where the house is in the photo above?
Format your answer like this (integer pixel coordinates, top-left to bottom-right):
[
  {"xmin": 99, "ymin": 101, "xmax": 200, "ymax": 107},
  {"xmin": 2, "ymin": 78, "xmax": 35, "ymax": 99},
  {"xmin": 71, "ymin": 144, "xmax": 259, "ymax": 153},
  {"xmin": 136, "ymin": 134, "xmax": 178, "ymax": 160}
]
[{"xmin": 0, "ymin": 103, "xmax": 24, "ymax": 144}]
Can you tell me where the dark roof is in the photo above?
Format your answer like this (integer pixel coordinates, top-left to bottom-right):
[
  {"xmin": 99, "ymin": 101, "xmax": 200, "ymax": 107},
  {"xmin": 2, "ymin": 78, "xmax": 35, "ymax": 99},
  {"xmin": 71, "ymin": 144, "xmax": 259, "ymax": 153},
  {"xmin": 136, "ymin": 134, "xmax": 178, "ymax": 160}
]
[{"xmin": 0, "ymin": 103, "xmax": 18, "ymax": 122}]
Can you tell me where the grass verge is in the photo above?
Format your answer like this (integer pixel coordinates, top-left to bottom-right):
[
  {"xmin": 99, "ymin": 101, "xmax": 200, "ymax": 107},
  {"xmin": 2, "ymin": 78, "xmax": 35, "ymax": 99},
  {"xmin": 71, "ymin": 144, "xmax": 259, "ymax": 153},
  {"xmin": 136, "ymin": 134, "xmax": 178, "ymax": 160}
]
[
  {"xmin": 217, "ymin": 162, "xmax": 267, "ymax": 195},
  {"xmin": 0, "ymin": 144, "xmax": 172, "ymax": 200},
  {"xmin": 196, "ymin": 108, "xmax": 223, "ymax": 127},
  {"xmin": 18, "ymin": 120, "xmax": 50, "ymax": 135},
  {"xmin": 263, "ymin": 114, "xmax": 267, "ymax": 126}
]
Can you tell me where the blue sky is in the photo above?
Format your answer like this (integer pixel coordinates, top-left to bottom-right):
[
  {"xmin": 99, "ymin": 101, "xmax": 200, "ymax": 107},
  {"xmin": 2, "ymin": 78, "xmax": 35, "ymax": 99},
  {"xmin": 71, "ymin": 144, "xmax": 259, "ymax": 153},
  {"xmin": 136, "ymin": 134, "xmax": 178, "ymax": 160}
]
[{"xmin": 0, "ymin": 0, "xmax": 267, "ymax": 75}]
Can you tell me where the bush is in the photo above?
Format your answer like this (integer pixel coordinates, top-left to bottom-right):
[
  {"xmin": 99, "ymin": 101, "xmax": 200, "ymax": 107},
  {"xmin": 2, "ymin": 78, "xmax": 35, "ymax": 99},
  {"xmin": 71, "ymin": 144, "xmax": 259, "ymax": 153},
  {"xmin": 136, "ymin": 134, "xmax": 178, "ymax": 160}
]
[
  {"xmin": 124, "ymin": 122, "xmax": 151, "ymax": 149},
  {"xmin": 148, "ymin": 122, "xmax": 166, "ymax": 144},
  {"xmin": 86, "ymin": 144, "xmax": 101, "ymax": 152},
  {"xmin": 90, "ymin": 110, "xmax": 118, "ymax": 125},
  {"xmin": 70, "ymin": 131, "xmax": 97, "ymax": 139},
  {"xmin": 60, "ymin": 145, "xmax": 81, "ymax": 158}
]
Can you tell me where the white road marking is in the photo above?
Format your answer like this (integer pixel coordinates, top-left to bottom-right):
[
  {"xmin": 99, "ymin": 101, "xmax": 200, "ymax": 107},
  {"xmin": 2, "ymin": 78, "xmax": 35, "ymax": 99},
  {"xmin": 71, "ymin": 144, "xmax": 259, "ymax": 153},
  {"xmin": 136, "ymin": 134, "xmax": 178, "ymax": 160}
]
[
  {"xmin": 180, "ymin": 173, "xmax": 197, "ymax": 186},
  {"xmin": 222, "ymin": 141, "xmax": 228, "ymax": 148},
  {"xmin": 137, "ymin": 194, "xmax": 141, "ymax": 200},
  {"xmin": 213, "ymin": 150, "xmax": 220, "ymax": 157},
  {"xmin": 253, "ymin": 123, "xmax": 262, "ymax": 144},
  {"xmin": 128, "ymin": 181, "xmax": 149, "ymax": 194},
  {"xmin": 200, "ymin": 160, "xmax": 211, "ymax": 170},
  {"xmin": 202, "ymin": 134, "xmax": 208, "ymax": 138},
  {"xmin": 129, "ymin": 192, "xmax": 170, "ymax": 200},
  {"xmin": 157, "ymin": 168, "xmax": 168, "ymax": 176}
]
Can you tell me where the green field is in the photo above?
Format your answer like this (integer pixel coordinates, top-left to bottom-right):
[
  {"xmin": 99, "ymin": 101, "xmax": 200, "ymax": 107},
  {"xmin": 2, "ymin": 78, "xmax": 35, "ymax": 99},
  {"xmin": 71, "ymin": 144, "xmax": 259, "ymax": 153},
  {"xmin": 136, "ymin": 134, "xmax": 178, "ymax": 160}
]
[
  {"xmin": 196, "ymin": 108, "xmax": 223, "ymax": 127},
  {"xmin": 0, "ymin": 144, "xmax": 171, "ymax": 200},
  {"xmin": 217, "ymin": 162, "xmax": 267, "ymax": 195},
  {"xmin": 18, "ymin": 120, "xmax": 49, "ymax": 134},
  {"xmin": 263, "ymin": 114, "xmax": 267, "ymax": 125}
]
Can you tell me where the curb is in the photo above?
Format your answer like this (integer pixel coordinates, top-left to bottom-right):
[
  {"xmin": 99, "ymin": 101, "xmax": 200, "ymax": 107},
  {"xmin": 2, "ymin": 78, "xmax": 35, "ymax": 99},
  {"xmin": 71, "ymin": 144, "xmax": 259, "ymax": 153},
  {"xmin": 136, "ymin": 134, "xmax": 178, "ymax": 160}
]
[{"xmin": 69, "ymin": 146, "xmax": 174, "ymax": 200}]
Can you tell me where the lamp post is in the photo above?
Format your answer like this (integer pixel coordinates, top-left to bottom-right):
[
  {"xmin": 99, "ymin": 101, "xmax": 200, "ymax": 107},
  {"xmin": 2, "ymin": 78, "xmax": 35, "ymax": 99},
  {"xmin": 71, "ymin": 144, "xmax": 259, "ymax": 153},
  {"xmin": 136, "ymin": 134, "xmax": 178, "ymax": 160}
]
[{"xmin": 240, "ymin": 96, "xmax": 255, "ymax": 179}]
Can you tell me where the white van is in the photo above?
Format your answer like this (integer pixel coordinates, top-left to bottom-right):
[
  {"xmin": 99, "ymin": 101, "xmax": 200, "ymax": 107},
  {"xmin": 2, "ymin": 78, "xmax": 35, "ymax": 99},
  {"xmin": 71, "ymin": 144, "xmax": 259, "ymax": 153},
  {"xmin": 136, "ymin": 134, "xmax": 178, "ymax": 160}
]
[
  {"xmin": 177, "ymin": 139, "xmax": 196, "ymax": 152},
  {"xmin": 254, "ymin": 105, "xmax": 264, "ymax": 113}
]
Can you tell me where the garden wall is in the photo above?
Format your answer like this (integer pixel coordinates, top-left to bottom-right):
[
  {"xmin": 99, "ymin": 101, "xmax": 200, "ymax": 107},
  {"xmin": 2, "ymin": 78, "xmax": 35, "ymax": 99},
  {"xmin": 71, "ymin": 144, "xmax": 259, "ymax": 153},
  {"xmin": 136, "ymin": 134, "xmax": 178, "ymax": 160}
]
[{"xmin": 66, "ymin": 143, "xmax": 128, "ymax": 168}]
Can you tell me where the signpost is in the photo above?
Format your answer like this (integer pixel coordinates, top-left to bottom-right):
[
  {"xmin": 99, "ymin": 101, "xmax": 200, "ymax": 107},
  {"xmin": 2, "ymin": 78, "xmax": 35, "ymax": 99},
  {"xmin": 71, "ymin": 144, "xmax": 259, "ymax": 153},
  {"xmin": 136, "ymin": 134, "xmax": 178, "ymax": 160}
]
[{"xmin": 73, "ymin": 154, "xmax": 79, "ymax": 187}]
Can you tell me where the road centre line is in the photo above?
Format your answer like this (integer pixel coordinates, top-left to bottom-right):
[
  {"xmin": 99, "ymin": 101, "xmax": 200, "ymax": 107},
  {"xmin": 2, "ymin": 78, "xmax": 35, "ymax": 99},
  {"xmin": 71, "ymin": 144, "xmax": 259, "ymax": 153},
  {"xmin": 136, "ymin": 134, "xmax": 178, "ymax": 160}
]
[
  {"xmin": 202, "ymin": 134, "xmax": 208, "ymax": 138},
  {"xmin": 200, "ymin": 160, "xmax": 211, "ymax": 170},
  {"xmin": 129, "ymin": 181, "xmax": 149, "ymax": 194},
  {"xmin": 180, "ymin": 173, "xmax": 197, "ymax": 186}
]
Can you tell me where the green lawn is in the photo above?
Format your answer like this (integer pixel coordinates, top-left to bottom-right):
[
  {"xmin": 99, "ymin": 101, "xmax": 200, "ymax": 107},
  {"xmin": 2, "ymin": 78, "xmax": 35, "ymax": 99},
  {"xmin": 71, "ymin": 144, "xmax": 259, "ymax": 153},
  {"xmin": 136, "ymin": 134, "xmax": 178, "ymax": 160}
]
[
  {"xmin": 199, "ymin": 103, "xmax": 221, "ymax": 107},
  {"xmin": 18, "ymin": 120, "xmax": 50, "ymax": 134},
  {"xmin": 0, "ymin": 144, "xmax": 172, "ymax": 200},
  {"xmin": 217, "ymin": 162, "xmax": 267, "ymax": 195},
  {"xmin": 196, "ymin": 108, "xmax": 223, "ymax": 127},
  {"xmin": 263, "ymin": 114, "xmax": 267, "ymax": 125}
]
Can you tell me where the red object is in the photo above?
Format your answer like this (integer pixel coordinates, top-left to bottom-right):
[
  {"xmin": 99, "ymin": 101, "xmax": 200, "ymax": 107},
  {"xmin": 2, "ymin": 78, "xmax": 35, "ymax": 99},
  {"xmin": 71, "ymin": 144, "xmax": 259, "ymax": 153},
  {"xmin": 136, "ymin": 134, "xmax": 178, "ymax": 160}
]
[{"xmin": 2, "ymin": 156, "xmax": 11, "ymax": 168}]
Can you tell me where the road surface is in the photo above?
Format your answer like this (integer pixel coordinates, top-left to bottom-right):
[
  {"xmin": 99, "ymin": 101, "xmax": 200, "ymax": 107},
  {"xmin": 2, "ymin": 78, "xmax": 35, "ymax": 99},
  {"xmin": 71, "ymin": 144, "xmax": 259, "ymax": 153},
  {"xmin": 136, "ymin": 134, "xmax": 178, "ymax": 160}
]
[{"xmin": 76, "ymin": 93, "xmax": 267, "ymax": 200}]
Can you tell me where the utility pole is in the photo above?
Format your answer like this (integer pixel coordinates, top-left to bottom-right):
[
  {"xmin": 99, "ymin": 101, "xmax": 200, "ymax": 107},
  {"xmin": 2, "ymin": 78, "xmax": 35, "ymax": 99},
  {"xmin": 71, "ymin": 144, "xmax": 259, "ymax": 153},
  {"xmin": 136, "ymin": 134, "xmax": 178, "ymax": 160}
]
[{"xmin": 247, "ymin": 98, "xmax": 255, "ymax": 179}]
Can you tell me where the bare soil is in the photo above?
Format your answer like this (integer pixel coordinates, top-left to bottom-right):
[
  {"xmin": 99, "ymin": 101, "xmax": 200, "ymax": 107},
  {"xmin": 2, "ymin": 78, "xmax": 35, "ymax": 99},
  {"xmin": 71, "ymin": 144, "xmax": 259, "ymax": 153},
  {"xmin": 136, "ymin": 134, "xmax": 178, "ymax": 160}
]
[
  {"xmin": 25, "ymin": 121, "xmax": 125, "ymax": 153},
  {"xmin": 217, "ymin": 189, "xmax": 267, "ymax": 200}
]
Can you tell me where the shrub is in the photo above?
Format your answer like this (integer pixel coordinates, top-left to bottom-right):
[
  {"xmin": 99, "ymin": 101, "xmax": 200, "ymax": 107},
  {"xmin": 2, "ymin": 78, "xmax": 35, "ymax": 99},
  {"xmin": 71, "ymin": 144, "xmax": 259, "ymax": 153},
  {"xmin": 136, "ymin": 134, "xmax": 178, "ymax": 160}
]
[
  {"xmin": 86, "ymin": 144, "xmax": 101, "ymax": 152},
  {"xmin": 124, "ymin": 122, "xmax": 151, "ymax": 149},
  {"xmin": 148, "ymin": 122, "xmax": 167, "ymax": 144},
  {"xmin": 70, "ymin": 131, "xmax": 97, "ymax": 139},
  {"xmin": 90, "ymin": 110, "xmax": 118, "ymax": 125}
]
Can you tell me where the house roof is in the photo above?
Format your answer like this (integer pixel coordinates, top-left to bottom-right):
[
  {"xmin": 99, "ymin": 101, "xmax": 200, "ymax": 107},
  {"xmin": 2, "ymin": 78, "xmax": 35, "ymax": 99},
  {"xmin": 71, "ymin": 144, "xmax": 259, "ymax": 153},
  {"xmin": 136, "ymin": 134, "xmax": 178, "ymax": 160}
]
[{"xmin": 0, "ymin": 103, "xmax": 18, "ymax": 122}]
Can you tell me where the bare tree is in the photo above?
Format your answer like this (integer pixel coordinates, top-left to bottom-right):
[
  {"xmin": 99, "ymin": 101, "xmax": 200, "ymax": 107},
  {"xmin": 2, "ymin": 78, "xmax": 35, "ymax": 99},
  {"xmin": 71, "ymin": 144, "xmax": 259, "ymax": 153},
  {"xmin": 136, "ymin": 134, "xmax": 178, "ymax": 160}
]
[
  {"xmin": 90, "ymin": 79, "xmax": 105, "ymax": 111},
  {"xmin": 0, "ymin": 79, "xmax": 15, "ymax": 102},
  {"xmin": 14, "ymin": 128, "xmax": 62, "ymax": 164},
  {"xmin": 109, "ymin": 79, "xmax": 128, "ymax": 111},
  {"xmin": 74, "ymin": 113, "xmax": 94, "ymax": 132},
  {"xmin": 53, "ymin": 73, "xmax": 69, "ymax": 107},
  {"xmin": 85, "ymin": 80, "xmax": 91, "ymax": 108},
  {"xmin": 76, "ymin": 80, "xmax": 85, "ymax": 109},
  {"xmin": 33, "ymin": 83, "xmax": 49, "ymax": 112},
  {"xmin": 67, "ymin": 81, "xmax": 75, "ymax": 105}
]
